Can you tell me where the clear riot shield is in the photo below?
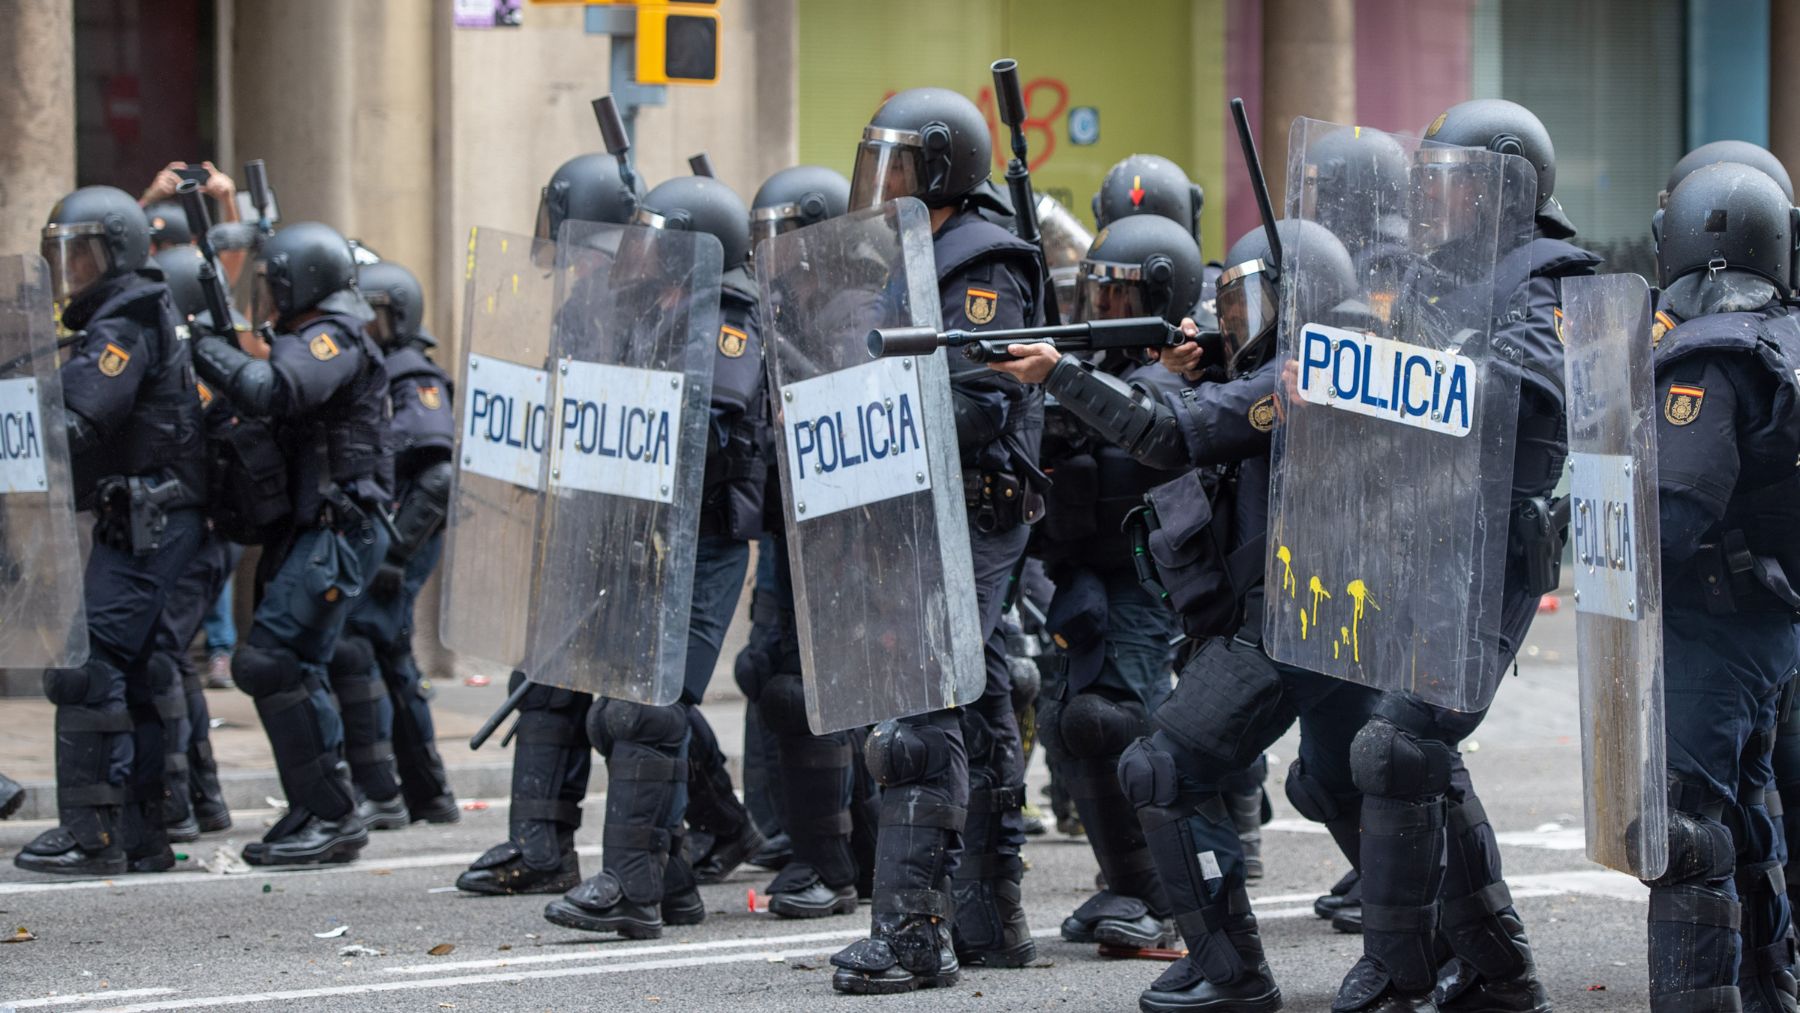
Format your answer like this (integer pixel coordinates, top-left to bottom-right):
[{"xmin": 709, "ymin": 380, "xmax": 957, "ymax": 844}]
[
  {"xmin": 0, "ymin": 255, "xmax": 85, "ymax": 666},
  {"xmin": 1562, "ymin": 273, "xmax": 1666, "ymax": 879},
  {"xmin": 757, "ymin": 198, "xmax": 984, "ymax": 734},
  {"xmin": 520, "ymin": 221, "xmax": 722, "ymax": 703},
  {"xmin": 439, "ymin": 228, "xmax": 556, "ymax": 668},
  {"xmin": 1264, "ymin": 119, "xmax": 1535, "ymax": 711}
]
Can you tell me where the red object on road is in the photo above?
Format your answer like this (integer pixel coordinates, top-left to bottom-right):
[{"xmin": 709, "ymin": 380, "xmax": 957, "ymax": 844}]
[
  {"xmin": 465, "ymin": 674, "xmax": 491, "ymax": 687},
  {"xmin": 1537, "ymin": 594, "xmax": 1560, "ymax": 613}
]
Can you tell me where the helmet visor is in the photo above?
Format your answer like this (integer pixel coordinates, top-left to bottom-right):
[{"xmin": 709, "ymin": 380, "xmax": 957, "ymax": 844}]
[
  {"xmin": 1072, "ymin": 262, "xmax": 1148, "ymax": 322},
  {"xmin": 848, "ymin": 128, "xmax": 927, "ymax": 211},
  {"xmin": 1216, "ymin": 261, "xmax": 1277, "ymax": 377},
  {"xmin": 365, "ymin": 292, "xmax": 399, "ymax": 346},
  {"xmin": 750, "ymin": 204, "xmax": 803, "ymax": 250},
  {"xmin": 40, "ymin": 226, "xmax": 111, "ymax": 308},
  {"xmin": 1409, "ymin": 148, "xmax": 1487, "ymax": 253},
  {"xmin": 250, "ymin": 263, "xmax": 279, "ymax": 329}
]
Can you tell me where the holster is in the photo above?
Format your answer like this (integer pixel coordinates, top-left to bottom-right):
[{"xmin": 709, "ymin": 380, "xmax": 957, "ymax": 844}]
[
  {"xmin": 965, "ymin": 469, "xmax": 1043, "ymax": 534},
  {"xmin": 96, "ymin": 475, "xmax": 184, "ymax": 556}
]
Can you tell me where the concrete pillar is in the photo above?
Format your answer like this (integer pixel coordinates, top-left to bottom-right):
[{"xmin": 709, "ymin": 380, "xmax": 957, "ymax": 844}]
[
  {"xmin": 1261, "ymin": 0, "xmax": 1355, "ymax": 211},
  {"xmin": 0, "ymin": 0, "xmax": 76, "ymax": 256},
  {"xmin": 1771, "ymin": 0, "xmax": 1800, "ymax": 179}
]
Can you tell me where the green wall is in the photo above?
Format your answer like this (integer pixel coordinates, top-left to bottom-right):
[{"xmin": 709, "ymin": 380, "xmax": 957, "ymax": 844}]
[{"xmin": 798, "ymin": 0, "xmax": 1229, "ymax": 260}]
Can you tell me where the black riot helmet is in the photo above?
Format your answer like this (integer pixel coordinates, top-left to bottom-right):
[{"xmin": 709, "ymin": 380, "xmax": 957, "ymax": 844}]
[
  {"xmin": 144, "ymin": 200, "xmax": 193, "ymax": 250},
  {"xmin": 750, "ymin": 165, "xmax": 850, "ymax": 248},
  {"xmin": 151, "ymin": 244, "xmax": 208, "ymax": 319},
  {"xmin": 41, "ymin": 185, "xmax": 152, "ymax": 308},
  {"xmin": 1216, "ymin": 219, "xmax": 1355, "ymax": 378},
  {"xmin": 1424, "ymin": 99, "xmax": 1574, "ymax": 238},
  {"xmin": 636, "ymin": 175, "xmax": 752, "ymax": 270},
  {"xmin": 1298, "ymin": 126, "xmax": 1409, "ymax": 238},
  {"xmin": 849, "ymin": 88, "xmax": 1003, "ymax": 214},
  {"xmin": 1655, "ymin": 161, "xmax": 1795, "ymax": 299},
  {"xmin": 1091, "ymin": 154, "xmax": 1205, "ymax": 246},
  {"xmin": 535, "ymin": 153, "xmax": 644, "ymax": 243},
  {"xmin": 358, "ymin": 261, "xmax": 425, "ymax": 349},
  {"xmin": 1073, "ymin": 214, "xmax": 1204, "ymax": 327},
  {"xmin": 1664, "ymin": 140, "xmax": 1794, "ymax": 206},
  {"xmin": 251, "ymin": 221, "xmax": 358, "ymax": 327}
]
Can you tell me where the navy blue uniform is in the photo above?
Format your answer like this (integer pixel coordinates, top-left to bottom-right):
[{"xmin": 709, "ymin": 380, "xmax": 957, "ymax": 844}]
[
  {"xmin": 17, "ymin": 270, "xmax": 206, "ymax": 872},
  {"xmin": 549, "ymin": 267, "xmax": 761, "ymax": 931},
  {"xmin": 204, "ymin": 312, "xmax": 393, "ymax": 834},
  {"xmin": 834, "ymin": 208, "xmax": 1048, "ymax": 982},
  {"xmin": 1645, "ymin": 306, "xmax": 1800, "ymax": 1013},
  {"xmin": 334, "ymin": 337, "xmax": 458, "ymax": 817},
  {"xmin": 1340, "ymin": 238, "xmax": 1596, "ymax": 1011}
]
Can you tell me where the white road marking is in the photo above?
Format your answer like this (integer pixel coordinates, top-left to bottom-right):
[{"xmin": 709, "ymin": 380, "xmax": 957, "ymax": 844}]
[
  {"xmin": 1266, "ymin": 818, "xmax": 1593, "ymax": 853},
  {"xmin": 5, "ymin": 989, "xmax": 180, "ymax": 1009}
]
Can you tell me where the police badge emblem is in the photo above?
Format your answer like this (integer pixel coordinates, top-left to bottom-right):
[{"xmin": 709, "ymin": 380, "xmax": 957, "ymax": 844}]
[
  {"xmin": 1248, "ymin": 394, "xmax": 1277, "ymax": 432},
  {"xmin": 1664, "ymin": 383, "xmax": 1704, "ymax": 426},
  {"xmin": 718, "ymin": 324, "xmax": 747, "ymax": 358},
  {"xmin": 418, "ymin": 385, "xmax": 442, "ymax": 410},
  {"xmin": 309, "ymin": 333, "xmax": 341, "ymax": 361},
  {"xmin": 964, "ymin": 287, "xmax": 997, "ymax": 326},
  {"xmin": 97, "ymin": 342, "xmax": 130, "ymax": 377}
]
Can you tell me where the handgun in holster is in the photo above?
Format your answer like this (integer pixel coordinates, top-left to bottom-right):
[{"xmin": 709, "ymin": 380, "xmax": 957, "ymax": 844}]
[
  {"xmin": 1514, "ymin": 495, "xmax": 1568, "ymax": 597},
  {"xmin": 97, "ymin": 475, "xmax": 184, "ymax": 556}
]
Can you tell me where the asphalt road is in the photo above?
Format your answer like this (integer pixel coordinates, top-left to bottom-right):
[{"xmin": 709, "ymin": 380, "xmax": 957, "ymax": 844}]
[{"xmin": 0, "ymin": 597, "xmax": 1656, "ymax": 1012}]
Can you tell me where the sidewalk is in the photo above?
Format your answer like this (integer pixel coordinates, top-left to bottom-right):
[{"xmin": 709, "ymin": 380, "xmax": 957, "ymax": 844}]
[{"xmin": 1, "ymin": 658, "xmax": 753, "ymax": 822}]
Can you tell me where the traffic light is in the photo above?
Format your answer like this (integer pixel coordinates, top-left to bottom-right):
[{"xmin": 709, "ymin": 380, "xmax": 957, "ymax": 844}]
[{"xmin": 635, "ymin": 1, "xmax": 720, "ymax": 85}]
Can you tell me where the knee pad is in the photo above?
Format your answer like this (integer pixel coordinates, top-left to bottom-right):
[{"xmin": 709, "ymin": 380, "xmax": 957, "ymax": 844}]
[
  {"xmin": 758, "ymin": 672, "xmax": 812, "ymax": 737},
  {"xmin": 327, "ymin": 635, "xmax": 376, "ymax": 682},
  {"xmin": 1350, "ymin": 717, "xmax": 1454, "ymax": 799},
  {"xmin": 733, "ymin": 644, "xmax": 773, "ymax": 701},
  {"xmin": 232, "ymin": 644, "xmax": 304, "ymax": 699},
  {"xmin": 864, "ymin": 718, "xmax": 953, "ymax": 788},
  {"xmin": 1286, "ymin": 757, "xmax": 1354, "ymax": 823},
  {"xmin": 145, "ymin": 652, "xmax": 181, "ymax": 694},
  {"xmin": 1648, "ymin": 809, "xmax": 1736, "ymax": 888},
  {"xmin": 43, "ymin": 659, "xmax": 106, "ymax": 706},
  {"xmin": 1008, "ymin": 655, "xmax": 1040, "ymax": 714},
  {"xmin": 1117, "ymin": 737, "xmax": 1180, "ymax": 810},
  {"xmin": 1059, "ymin": 692, "xmax": 1147, "ymax": 761},
  {"xmin": 589, "ymin": 699, "xmax": 687, "ymax": 757}
]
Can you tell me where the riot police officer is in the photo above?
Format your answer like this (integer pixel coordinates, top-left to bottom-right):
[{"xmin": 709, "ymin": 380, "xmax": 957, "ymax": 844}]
[
  {"xmin": 1324, "ymin": 100, "xmax": 1595, "ymax": 1013},
  {"xmin": 1031, "ymin": 213, "xmax": 1201, "ymax": 951},
  {"xmin": 1093, "ymin": 154, "xmax": 1205, "ymax": 247},
  {"xmin": 829, "ymin": 87, "xmax": 1048, "ymax": 994},
  {"xmin": 189, "ymin": 221, "xmax": 392, "ymax": 867},
  {"xmin": 1643, "ymin": 161, "xmax": 1800, "ymax": 1013},
  {"xmin": 458, "ymin": 152, "xmax": 642, "ymax": 897},
  {"xmin": 725, "ymin": 164, "xmax": 876, "ymax": 918},
  {"xmin": 990, "ymin": 218, "xmax": 1371, "ymax": 1012},
  {"xmin": 14, "ymin": 186, "xmax": 208, "ymax": 876},
  {"xmin": 325, "ymin": 260, "xmax": 460, "ymax": 830},
  {"xmin": 543, "ymin": 173, "xmax": 763, "ymax": 938},
  {"xmin": 144, "ymin": 243, "xmax": 241, "ymax": 842}
]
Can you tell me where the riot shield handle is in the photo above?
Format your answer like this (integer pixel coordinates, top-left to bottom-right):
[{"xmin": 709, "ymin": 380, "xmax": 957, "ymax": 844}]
[
  {"xmin": 688, "ymin": 152, "xmax": 716, "ymax": 178},
  {"xmin": 1230, "ymin": 97, "xmax": 1283, "ymax": 281},
  {"xmin": 593, "ymin": 96, "xmax": 641, "ymax": 204},
  {"xmin": 992, "ymin": 58, "xmax": 1062, "ymax": 326},
  {"xmin": 176, "ymin": 180, "xmax": 237, "ymax": 339}
]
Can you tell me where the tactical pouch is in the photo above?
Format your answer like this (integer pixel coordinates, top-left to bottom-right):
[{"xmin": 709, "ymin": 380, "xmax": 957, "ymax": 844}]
[
  {"xmin": 965, "ymin": 469, "xmax": 1040, "ymax": 533},
  {"xmin": 1510, "ymin": 495, "xmax": 1566, "ymax": 597},
  {"xmin": 1132, "ymin": 469, "xmax": 1254, "ymax": 640},
  {"xmin": 1152, "ymin": 636, "xmax": 1287, "ymax": 769},
  {"xmin": 206, "ymin": 413, "xmax": 291, "ymax": 544}
]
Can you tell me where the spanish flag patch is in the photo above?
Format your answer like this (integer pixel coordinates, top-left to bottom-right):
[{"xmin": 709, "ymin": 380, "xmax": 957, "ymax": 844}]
[{"xmin": 1664, "ymin": 383, "xmax": 1705, "ymax": 426}]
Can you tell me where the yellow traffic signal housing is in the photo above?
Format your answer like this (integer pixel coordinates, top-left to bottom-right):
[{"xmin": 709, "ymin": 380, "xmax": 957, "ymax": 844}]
[{"xmin": 635, "ymin": 1, "xmax": 720, "ymax": 85}]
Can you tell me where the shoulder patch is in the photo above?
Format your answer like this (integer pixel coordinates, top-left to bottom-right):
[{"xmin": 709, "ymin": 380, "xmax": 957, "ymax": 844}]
[
  {"xmin": 1552, "ymin": 307, "xmax": 1564, "ymax": 344},
  {"xmin": 417, "ymin": 385, "xmax": 442, "ymax": 411},
  {"xmin": 718, "ymin": 324, "xmax": 747, "ymax": 358},
  {"xmin": 965, "ymin": 287, "xmax": 998, "ymax": 326},
  {"xmin": 309, "ymin": 333, "xmax": 341, "ymax": 361},
  {"xmin": 1651, "ymin": 311, "xmax": 1678, "ymax": 346},
  {"xmin": 196, "ymin": 381, "xmax": 214, "ymax": 408},
  {"xmin": 97, "ymin": 342, "xmax": 130, "ymax": 377},
  {"xmin": 1664, "ymin": 383, "xmax": 1705, "ymax": 426},
  {"xmin": 1248, "ymin": 394, "xmax": 1277, "ymax": 432}
]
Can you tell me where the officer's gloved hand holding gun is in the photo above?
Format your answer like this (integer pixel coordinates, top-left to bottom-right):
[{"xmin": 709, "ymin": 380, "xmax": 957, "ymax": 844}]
[{"xmin": 868, "ymin": 315, "xmax": 1201, "ymax": 364}]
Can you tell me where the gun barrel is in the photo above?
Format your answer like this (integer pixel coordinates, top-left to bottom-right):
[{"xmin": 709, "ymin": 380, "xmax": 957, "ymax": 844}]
[
  {"xmin": 594, "ymin": 97, "xmax": 631, "ymax": 157},
  {"xmin": 867, "ymin": 326, "xmax": 943, "ymax": 359},
  {"xmin": 176, "ymin": 180, "xmax": 216, "ymax": 262},
  {"xmin": 244, "ymin": 159, "xmax": 271, "ymax": 221},
  {"xmin": 992, "ymin": 58, "xmax": 1026, "ymax": 128}
]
